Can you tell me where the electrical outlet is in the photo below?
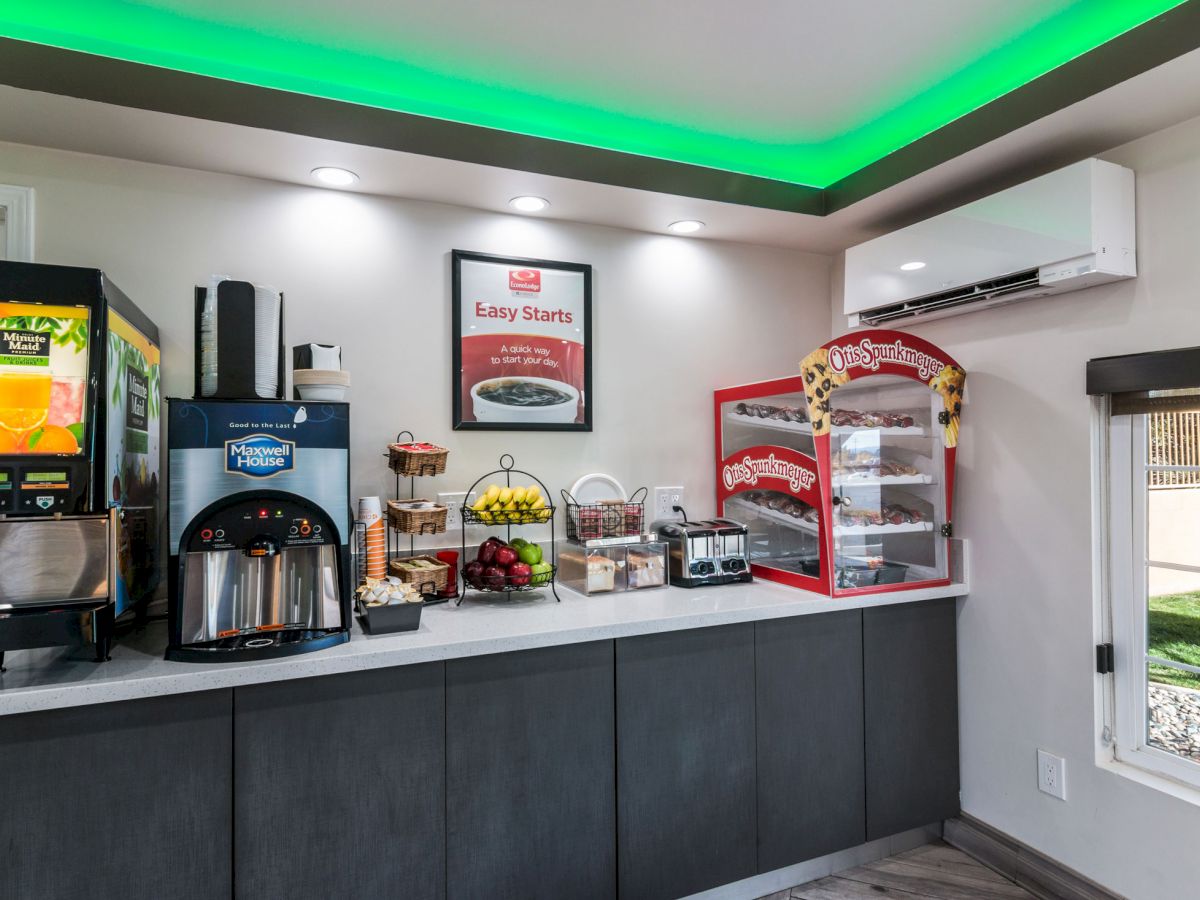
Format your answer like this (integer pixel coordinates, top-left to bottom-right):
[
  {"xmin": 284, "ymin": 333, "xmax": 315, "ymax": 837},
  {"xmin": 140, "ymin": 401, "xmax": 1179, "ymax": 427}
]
[
  {"xmin": 438, "ymin": 492, "xmax": 470, "ymax": 531},
  {"xmin": 654, "ymin": 487, "xmax": 686, "ymax": 521},
  {"xmin": 1037, "ymin": 749, "xmax": 1067, "ymax": 800}
]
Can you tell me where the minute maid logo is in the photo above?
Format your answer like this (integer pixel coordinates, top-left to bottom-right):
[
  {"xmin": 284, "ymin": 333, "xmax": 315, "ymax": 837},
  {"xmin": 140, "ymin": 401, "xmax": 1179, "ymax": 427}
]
[{"xmin": 225, "ymin": 433, "xmax": 295, "ymax": 478}]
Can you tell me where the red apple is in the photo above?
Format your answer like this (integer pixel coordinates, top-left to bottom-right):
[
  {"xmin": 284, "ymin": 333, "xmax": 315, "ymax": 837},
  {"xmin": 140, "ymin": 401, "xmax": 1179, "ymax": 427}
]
[
  {"xmin": 464, "ymin": 560, "xmax": 485, "ymax": 589},
  {"xmin": 508, "ymin": 561, "xmax": 532, "ymax": 587},
  {"xmin": 478, "ymin": 539, "xmax": 503, "ymax": 565},
  {"xmin": 494, "ymin": 546, "xmax": 519, "ymax": 568},
  {"xmin": 482, "ymin": 565, "xmax": 506, "ymax": 590}
]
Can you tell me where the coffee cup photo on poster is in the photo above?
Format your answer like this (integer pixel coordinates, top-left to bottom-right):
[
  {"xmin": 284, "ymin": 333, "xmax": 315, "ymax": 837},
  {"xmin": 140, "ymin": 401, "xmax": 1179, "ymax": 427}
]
[{"xmin": 452, "ymin": 251, "xmax": 592, "ymax": 431}]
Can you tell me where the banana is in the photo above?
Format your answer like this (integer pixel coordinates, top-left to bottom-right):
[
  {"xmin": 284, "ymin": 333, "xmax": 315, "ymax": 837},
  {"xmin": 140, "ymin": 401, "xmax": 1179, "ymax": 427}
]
[
  {"xmin": 529, "ymin": 496, "xmax": 547, "ymax": 510},
  {"xmin": 525, "ymin": 485, "xmax": 540, "ymax": 503},
  {"xmin": 512, "ymin": 486, "xmax": 527, "ymax": 505},
  {"xmin": 498, "ymin": 487, "xmax": 514, "ymax": 505},
  {"xmin": 483, "ymin": 484, "xmax": 501, "ymax": 504},
  {"xmin": 471, "ymin": 495, "xmax": 489, "ymax": 511}
]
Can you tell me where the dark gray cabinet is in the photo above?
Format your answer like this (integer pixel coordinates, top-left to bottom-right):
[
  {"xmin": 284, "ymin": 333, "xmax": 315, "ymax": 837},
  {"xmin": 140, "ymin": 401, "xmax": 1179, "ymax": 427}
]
[
  {"xmin": 615, "ymin": 623, "xmax": 758, "ymax": 900},
  {"xmin": 755, "ymin": 610, "xmax": 866, "ymax": 871},
  {"xmin": 446, "ymin": 641, "xmax": 616, "ymax": 900},
  {"xmin": 233, "ymin": 664, "xmax": 446, "ymax": 900},
  {"xmin": 0, "ymin": 599, "xmax": 962, "ymax": 900},
  {"xmin": 0, "ymin": 689, "xmax": 233, "ymax": 900},
  {"xmin": 863, "ymin": 597, "xmax": 960, "ymax": 840}
]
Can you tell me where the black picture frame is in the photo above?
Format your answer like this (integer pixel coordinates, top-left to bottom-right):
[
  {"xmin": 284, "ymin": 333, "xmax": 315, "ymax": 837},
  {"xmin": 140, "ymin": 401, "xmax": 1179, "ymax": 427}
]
[{"xmin": 452, "ymin": 249, "xmax": 593, "ymax": 432}]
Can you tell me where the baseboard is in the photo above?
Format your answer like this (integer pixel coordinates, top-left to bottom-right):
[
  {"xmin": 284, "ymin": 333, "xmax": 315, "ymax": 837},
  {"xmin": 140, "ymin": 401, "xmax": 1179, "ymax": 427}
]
[
  {"xmin": 944, "ymin": 814, "xmax": 1126, "ymax": 900},
  {"xmin": 684, "ymin": 823, "xmax": 942, "ymax": 900}
]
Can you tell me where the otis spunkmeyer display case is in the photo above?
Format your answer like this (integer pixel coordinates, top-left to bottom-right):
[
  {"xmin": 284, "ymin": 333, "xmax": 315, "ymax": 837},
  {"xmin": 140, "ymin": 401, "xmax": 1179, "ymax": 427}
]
[{"xmin": 715, "ymin": 328, "xmax": 964, "ymax": 596}]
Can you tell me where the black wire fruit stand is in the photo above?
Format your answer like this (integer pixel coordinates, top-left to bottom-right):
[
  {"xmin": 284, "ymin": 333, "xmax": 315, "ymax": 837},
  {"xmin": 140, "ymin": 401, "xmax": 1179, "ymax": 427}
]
[
  {"xmin": 384, "ymin": 430, "xmax": 452, "ymax": 604},
  {"xmin": 458, "ymin": 454, "xmax": 560, "ymax": 603}
]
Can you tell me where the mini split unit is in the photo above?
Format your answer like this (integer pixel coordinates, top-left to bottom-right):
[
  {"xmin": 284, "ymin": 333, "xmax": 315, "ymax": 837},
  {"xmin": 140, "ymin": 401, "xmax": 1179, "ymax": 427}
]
[{"xmin": 844, "ymin": 158, "xmax": 1137, "ymax": 326}]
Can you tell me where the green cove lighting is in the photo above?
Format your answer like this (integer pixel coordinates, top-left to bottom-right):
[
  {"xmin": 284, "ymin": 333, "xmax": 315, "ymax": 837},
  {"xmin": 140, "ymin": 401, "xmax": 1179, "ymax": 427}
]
[{"xmin": 0, "ymin": 0, "xmax": 1187, "ymax": 187}]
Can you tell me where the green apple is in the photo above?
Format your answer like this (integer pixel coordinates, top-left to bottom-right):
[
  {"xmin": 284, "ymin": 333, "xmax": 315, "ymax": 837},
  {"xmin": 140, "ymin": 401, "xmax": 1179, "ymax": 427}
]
[
  {"xmin": 517, "ymin": 543, "xmax": 543, "ymax": 566},
  {"xmin": 530, "ymin": 561, "xmax": 553, "ymax": 586}
]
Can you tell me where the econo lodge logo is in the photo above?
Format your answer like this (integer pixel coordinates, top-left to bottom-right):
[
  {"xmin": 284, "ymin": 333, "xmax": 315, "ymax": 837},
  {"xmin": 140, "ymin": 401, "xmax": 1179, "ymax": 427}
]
[
  {"xmin": 225, "ymin": 433, "xmax": 295, "ymax": 478},
  {"xmin": 509, "ymin": 269, "xmax": 541, "ymax": 293}
]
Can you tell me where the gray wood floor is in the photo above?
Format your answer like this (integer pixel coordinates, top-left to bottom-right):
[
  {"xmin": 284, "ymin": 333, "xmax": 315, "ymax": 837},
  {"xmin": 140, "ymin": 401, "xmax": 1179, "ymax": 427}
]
[{"xmin": 762, "ymin": 841, "xmax": 1036, "ymax": 900}]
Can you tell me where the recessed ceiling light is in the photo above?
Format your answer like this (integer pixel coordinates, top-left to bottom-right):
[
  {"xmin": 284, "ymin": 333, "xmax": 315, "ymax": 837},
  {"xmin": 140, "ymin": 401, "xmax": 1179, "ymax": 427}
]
[
  {"xmin": 311, "ymin": 166, "xmax": 358, "ymax": 187},
  {"xmin": 510, "ymin": 196, "xmax": 550, "ymax": 212},
  {"xmin": 900, "ymin": 261, "xmax": 926, "ymax": 271},
  {"xmin": 668, "ymin": 220, "xmax": 705, "ymax": 234}
]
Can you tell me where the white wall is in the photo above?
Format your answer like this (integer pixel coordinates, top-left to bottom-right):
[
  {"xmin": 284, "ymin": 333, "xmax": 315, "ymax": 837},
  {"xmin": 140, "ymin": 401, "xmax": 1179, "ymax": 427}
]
[
  {"xmin": 831, "ymin": 115, "xmax": 1200, "ymax": 899},
  {"xmin": 0, "ymin": 141, "xmax": 831, "ymax": 543}
]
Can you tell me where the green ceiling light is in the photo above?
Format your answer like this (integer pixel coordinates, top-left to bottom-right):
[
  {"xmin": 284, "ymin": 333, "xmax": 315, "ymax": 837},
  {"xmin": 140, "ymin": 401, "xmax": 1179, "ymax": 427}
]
[{"xmin": 0, "ymin": 0, "xmax": 1188, "ymax": 188}]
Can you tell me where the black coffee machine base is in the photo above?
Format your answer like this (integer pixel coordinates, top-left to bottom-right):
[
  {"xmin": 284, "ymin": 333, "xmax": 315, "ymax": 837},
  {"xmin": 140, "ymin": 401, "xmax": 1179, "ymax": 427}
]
[
  {"xmin": 165, "ymin": 628, "xmax": 349, "ymax": 664},
  {"xmin": 0, "ymin": 602, "xmax": 114, "ymax": 670}
]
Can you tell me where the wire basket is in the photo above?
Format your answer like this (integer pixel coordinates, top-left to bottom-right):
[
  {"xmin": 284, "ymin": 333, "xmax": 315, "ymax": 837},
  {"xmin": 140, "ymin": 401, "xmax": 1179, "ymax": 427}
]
[
  {"xmin": 461, "ymin": 562, "xmax": 557, "ymax": 594},
  {"xmin": 386, "ymin": 499, "xmax": 448, "ymax": 535},
  {"xmin": 562, "ymin": 487, "xmax": 646, "ymax": 542},
  {"xmin": 387, "ymin": 440, "xmax": 449, "ymax": 477}
]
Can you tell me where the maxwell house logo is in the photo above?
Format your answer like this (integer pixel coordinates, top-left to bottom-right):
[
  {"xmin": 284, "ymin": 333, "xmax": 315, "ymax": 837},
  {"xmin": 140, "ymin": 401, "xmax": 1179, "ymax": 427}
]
[
  {"xmin": 225, "ymin": 434, "xmax": 294, "ymax": 478},
  {"xmin": 509, "ymin": 269, "xmax": 541, "ymax": 293}
]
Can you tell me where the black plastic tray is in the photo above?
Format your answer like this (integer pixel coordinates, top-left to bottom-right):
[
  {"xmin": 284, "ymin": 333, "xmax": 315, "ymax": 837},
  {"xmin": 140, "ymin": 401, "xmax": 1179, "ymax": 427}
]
[{"xmin": 357, "ymin": 599, "xmax": 424, "ymax": 634}]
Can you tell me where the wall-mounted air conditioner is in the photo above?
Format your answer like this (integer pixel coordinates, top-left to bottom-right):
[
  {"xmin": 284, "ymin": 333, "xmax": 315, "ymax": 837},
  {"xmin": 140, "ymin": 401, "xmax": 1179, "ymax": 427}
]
[{"xmin": 843, "ymin": 158, "xmax": 1136, "ymax": 327}]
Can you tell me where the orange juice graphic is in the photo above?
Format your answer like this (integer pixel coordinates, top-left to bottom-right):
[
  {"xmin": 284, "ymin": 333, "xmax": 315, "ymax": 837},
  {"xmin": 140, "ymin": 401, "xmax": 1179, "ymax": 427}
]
[{"xmin": 0, "ymin": 370, "xmax": 52, "ymax": 444}]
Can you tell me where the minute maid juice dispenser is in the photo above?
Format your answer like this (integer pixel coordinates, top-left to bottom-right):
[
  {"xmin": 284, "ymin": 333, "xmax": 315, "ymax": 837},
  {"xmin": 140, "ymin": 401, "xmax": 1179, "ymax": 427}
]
[{"xmin": 0, "ymin": 261, "xmax": 162, "ymax": 667}]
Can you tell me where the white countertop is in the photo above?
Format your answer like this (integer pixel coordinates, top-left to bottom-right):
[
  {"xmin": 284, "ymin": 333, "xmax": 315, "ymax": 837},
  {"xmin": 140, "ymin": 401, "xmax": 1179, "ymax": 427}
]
[{"xmin": 0, "ymin": 579, "xmax": 967, "ymax": 716}]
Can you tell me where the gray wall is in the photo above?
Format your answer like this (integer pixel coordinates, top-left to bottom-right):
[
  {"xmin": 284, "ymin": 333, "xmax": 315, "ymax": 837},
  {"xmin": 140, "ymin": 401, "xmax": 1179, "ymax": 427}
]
[
  {"xmin": 0, "ymin": 139, "xmax": 833, "ymax": 542},
  {"xmin": 830, "ymin": 113, "xmax": 1200, "ymax": 899}
]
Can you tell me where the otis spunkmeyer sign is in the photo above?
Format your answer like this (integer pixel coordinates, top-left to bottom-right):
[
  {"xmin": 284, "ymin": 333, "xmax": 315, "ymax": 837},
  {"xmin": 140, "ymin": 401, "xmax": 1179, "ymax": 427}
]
[
  {"xmin": 226, "ymin": 433, "xmax": 295, "ymax": 477},
  {"xmin": 826, "ymin": 335, "xmax": 943, "ymax": 381},
  {"xmin": 722, "ymin": 451, "xmax": 816, "ymax": 494}
]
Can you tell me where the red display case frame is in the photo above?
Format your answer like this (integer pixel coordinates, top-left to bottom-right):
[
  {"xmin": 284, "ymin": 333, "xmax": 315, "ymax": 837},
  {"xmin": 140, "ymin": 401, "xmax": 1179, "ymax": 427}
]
[{"xmin": 715, "ymin": 329, "xmax": 964, "ymax": 598}]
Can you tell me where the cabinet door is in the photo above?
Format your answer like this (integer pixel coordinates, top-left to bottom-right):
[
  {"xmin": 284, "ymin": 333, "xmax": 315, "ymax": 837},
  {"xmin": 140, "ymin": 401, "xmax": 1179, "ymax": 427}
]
[
  {"xmin": 616, "ymin": 623, "xmax": 757, "ymax": 900},
  {"xmin": 0, "ymin": 690, "xmax": 233, "ymax": 900},
  {"xmin": 756, "ymin": 610, "xmax": 865, "ymax": 871},
  {"xmin": 446, "ymin": 641, "xmax": 616, "ymax": 900},
  {"xmin": 863, "ymin": 597, "xmax": 960, "ymax": 840},
  {"xmin": 233, "ymin": 664, "xmax": 446, "ymax": 900}
]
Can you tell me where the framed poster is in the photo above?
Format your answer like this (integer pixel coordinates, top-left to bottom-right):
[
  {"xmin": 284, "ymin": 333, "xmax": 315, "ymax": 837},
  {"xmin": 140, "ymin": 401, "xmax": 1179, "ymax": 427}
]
[{"xmin": 452, "ymin": 250, "xmax": 592, "ymax": 431}]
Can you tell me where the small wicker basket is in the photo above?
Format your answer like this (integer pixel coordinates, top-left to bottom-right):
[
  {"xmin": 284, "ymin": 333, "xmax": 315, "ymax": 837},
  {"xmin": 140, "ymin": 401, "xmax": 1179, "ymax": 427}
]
[
  {"xmin": 389, "ymin": 555, "xmax": 451, "ymax": 595},
  {"xmin": 386, "ymin": 499, "xmax": 448, "ymax": 535},
  {"xmin": 388, "ymin": 441, "xmax": 449, "ymax": 477}
]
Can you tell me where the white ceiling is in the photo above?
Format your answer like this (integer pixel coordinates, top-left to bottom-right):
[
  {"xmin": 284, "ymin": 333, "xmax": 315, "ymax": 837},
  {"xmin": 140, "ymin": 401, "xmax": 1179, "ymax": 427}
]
[
  {"xmin": 0, "ymin": 45, "xmax": 1199, "ymax": 253},
  {"xmin": 123, "ymin": 0, "xmax": 1077, "ymax": 144}
]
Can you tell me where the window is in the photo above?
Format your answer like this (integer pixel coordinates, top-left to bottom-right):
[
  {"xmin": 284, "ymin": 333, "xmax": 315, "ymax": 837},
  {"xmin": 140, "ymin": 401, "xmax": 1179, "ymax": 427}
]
[{"xmin": 1094, "ymin": 354, "xmax": 1200, "ymax": 790}]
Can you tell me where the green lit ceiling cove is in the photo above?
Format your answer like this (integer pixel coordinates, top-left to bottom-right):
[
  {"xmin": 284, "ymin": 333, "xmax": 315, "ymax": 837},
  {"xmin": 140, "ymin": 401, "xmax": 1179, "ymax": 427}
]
[{"xmin": 0, "ymin": 1, "xmax": 1198, "ymax": 212}]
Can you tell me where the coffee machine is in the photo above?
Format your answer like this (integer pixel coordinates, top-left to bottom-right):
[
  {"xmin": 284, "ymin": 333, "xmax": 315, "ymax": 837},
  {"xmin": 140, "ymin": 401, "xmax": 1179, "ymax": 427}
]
[
  {"xmin": 166, "ymin": 398, "xmax": 351, "ymax": 662},
  {"xmin": 0, "ymin": 261, "xmax": 162, "ymax": 668}
]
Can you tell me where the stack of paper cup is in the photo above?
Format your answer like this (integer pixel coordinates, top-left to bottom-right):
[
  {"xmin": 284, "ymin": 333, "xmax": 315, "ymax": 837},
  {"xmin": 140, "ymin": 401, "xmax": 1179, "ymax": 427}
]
[
  {"xmin": 358, "ymin": 496, "xmax": 386, "ymax": 580},
  {"xmin": 254, "ymin": 284, "xmax": 282, "ymax": 399}
]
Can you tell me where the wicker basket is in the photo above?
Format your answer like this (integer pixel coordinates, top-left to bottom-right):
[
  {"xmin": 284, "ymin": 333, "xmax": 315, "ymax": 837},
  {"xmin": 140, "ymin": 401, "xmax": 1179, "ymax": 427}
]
[
  {"xmin": 389, "ymin": 555, "xmax": 451, "ymax": 594},
  {"xmin": 387, "ymin": 499, "xmax": 448, "ymax": 535},
  {"xmin": 388, "ymin": 441, "xmax": 449, "ymax": 477}
]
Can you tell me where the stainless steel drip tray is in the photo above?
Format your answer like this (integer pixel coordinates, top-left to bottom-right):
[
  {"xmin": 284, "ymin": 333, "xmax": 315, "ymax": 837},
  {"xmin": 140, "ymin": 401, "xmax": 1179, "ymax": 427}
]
[
  {"xmin": 179, "ymin": 544, "xmax": 343, "ymax": 647},
  {"xmin": 0, "ymin": 515, "xmax": 109, "ymax": 607}
]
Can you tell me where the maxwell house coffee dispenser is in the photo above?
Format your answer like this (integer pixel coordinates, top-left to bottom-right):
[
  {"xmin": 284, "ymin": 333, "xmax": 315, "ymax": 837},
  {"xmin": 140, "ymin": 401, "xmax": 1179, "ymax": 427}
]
[{"xmin": 166, "ymin": 398, "xmax": 351, "ymax": 662}]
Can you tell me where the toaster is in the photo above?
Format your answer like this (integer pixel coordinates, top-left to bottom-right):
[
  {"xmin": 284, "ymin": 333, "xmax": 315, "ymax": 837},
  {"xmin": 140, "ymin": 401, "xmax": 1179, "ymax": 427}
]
[{"xmin": 651, "ymin": 517, "xmax": 752, "ymax": 588}]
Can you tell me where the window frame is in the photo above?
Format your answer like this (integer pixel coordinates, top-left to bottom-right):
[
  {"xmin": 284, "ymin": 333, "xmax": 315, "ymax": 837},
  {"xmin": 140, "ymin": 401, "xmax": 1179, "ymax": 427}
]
[
  {"xmin": 1102, "ymin": 403, "xmax": 1200, "ymax": 789},
  {"xmin": 0, "ymin": 184, "xmax": 34, "ymax": 262}
]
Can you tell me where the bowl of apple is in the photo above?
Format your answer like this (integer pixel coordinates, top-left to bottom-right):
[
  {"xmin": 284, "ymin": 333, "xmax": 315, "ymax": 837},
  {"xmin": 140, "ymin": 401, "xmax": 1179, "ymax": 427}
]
[{"xmin": 463, "ymin": 536, "xmax": 555, "ymax": 594}]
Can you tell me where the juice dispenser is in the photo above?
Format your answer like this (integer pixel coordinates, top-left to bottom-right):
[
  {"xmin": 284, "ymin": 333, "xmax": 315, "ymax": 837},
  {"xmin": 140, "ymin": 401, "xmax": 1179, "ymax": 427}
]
[{"xmin": 0, "ymin": 261, "xmax": 162, "ymax": 667}]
